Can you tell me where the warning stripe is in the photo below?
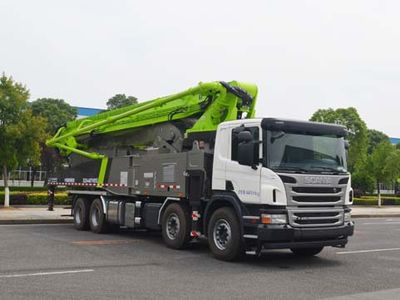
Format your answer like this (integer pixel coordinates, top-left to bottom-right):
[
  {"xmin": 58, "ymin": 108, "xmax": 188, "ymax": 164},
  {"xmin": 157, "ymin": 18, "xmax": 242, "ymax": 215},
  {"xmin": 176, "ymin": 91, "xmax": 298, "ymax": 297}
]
[
  {"xmin": 157, "ymin": 183, "xmax": 181, "ymax": 190},
  {"xmin": 48, "ymin": 182, "xmax": 127, "ymax": 187},
  {"xmin": 49, "ymin": 182, "xmax": 181, "ymax": 190},
  {"xmin": 190, "ymin": 231, "xmax": 201, "ymax": 237},
  {"xmin": 192, "ymin": 211, "xmax": 200, "ymax": 221}
]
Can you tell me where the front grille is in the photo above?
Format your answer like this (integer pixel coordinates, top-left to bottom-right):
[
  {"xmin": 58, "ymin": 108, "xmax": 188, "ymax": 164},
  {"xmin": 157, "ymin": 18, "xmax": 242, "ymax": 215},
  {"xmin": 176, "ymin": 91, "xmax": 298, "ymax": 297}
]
[
  {"xmin": 294, "ymin": 211, "xmax": 339, "ymax": 217},
  {"xmin": 292, "ymin": 187, "xmax": 341, "ymax": 194},
  {"xmin": 278, "ymin": 172, "xmax": 348, "ymax": 207},
  {"xmin": 292, "ymin": 196, "xmax": 342, "ymax": 203},
  {"xmin": 288, "ymin": 209, "xmax": 343, "ymax": 228},
  {"xmin": 286, "ymin": 182, "xmax": 345, "ymax": 206}
]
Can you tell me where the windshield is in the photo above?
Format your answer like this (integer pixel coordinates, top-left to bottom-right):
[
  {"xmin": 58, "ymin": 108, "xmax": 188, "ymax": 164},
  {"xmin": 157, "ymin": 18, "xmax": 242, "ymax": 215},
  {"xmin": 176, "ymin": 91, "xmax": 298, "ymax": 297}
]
[{"xmin": 263, "ymin": 130, "xmax": 348, "ymax": 174}]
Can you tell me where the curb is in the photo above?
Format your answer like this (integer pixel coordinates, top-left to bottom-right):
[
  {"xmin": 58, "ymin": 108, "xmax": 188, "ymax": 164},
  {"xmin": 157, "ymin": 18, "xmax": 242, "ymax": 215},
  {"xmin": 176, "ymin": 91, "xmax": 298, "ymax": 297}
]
[{"xmin": 0, "ymin": 219, "xmax": 73, "ymax": 225}]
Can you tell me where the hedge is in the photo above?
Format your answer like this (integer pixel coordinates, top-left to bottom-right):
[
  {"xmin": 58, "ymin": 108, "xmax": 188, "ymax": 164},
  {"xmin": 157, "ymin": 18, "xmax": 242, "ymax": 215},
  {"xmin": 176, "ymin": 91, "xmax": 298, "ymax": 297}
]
[
  {"xmin": 0, "ymin": 186, "xmax": 67, "ymax": 192},
  {"xmin": 353, "ymin": 197, "xmax": 400, "ymax": 205},
  {"xmin": 0, "ymin": 191, "xmax": 69, "ymax": 205},
  {"xmin": 357, "ymin": 195, "xmax": 399, "ymax": 200}
]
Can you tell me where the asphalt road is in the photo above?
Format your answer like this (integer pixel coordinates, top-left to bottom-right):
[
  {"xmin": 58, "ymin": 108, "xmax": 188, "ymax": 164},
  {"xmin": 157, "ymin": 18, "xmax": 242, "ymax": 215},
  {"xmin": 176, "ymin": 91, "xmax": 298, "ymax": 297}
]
[{"xmin": 0, "ymin": 218, "xmax": 400, "ymax": 300}]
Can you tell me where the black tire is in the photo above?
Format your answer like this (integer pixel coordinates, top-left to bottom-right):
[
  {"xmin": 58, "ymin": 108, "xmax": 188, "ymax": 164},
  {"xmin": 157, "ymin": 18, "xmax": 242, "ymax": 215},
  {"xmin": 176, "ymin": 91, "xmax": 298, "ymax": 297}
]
[
  {"xmin": 290, "ymin": 247, "xmax": 324, "ymax": 257},
  {"xmin": 161, "ymin": 203, "xmax": 191, "ymax": 249},
  {"xmin": 207, "ymin": 207, "xmax": 244, "ymax": 261},
  {"xmin": 89, "ymin": 198, "xmax": 109, "ymax": 234},
  {"xmin": 73, "ymin": 198, "xmax": 90, "ymax": 230}
]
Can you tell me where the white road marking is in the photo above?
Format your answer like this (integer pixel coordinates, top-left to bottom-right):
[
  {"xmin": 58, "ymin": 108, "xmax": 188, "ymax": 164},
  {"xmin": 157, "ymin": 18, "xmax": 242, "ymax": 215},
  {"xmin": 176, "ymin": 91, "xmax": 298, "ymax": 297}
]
[
  {"xmin": 0, "ymin": 269, "xmax": 94, "ymax": 278},
  {"xmin": 324, "ymin": 288, "xmax": 400, "ymax": 300},
  {"xmin": 337, "ymin": 248, "xmax": 400, "ymax": 255}
]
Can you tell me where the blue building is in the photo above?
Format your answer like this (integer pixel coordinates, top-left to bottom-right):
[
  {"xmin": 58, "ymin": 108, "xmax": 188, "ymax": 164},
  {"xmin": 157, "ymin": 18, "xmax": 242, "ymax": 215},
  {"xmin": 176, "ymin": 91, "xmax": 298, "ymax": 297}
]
[
  {"xmin": 74, "ymin": 106, "xmax": 104, "ymax": 119},
  {"xmin": 390, "ymin": 137, "xmax": 400, "ymax": 146}
]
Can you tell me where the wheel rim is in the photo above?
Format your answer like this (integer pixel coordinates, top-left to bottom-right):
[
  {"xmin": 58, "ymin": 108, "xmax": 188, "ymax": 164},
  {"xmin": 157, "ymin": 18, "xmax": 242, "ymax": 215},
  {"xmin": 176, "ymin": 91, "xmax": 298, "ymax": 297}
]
[
  {"xmin": 213, "ymin": 219, "xmax": 232, "ymax": 251},
  {"xmin": 91, "ymin": 205, "xmax": 100, "ymax": 227},
  {"xmin": 74, "ymin": 205, "xmax": 82, "ymax": 224},
  {"xmin": 166, "ymin": 213, "xmax": 180, "ymax": 240}
]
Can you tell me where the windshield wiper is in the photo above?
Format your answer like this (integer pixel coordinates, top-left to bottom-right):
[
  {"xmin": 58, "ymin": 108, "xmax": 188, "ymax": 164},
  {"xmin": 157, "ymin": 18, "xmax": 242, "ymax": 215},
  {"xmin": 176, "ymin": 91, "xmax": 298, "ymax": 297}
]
[
  {"xmin": 274, "ymin": 166, "xmax": 308, "ymax": 173},
  {"xmin": 310, "ymin": 166, "xmax": 346, "ymax": 174}
]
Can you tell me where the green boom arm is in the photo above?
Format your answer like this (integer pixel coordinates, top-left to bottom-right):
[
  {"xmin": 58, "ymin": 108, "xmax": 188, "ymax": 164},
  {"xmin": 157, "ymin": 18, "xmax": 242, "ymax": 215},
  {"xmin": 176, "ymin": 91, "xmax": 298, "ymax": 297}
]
[{"xmin": 46, "ymin": 81, "xmax": 257, "ymax": 185}]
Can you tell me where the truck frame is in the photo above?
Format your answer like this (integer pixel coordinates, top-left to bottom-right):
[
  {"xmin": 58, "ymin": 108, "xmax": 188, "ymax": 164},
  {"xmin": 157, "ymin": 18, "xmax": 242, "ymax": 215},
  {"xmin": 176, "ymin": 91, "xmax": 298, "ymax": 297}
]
[{"xmin": 46, "ymin": 81, "xmax": 354, "ymax": 261}]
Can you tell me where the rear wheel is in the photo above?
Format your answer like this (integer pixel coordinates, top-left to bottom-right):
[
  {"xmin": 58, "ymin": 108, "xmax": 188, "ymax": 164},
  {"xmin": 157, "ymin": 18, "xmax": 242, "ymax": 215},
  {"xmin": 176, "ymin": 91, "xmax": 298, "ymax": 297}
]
[
  {"xmin": 161, "ymin": 203, "xmax": 191, "ymax": 249},
  {"xmin": 208, "ymin": 207, "xmax": 244, "ymax": 261},
  {"xmin": 73, "ymin": 198, "xmax": 90, "ymax": 231},
  {"xmin": 290, "ymin": 247, "xmax": 324, "ymax": 256},
  {"xmin": 89, "ymin": 198, "xmax": 109, "ymax": 234}
]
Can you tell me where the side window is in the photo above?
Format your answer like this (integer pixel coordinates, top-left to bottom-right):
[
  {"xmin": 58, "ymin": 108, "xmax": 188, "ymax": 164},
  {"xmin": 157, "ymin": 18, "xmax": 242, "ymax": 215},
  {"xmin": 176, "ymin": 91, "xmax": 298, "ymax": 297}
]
[{"xmin": 231, "ymin": 126, "xmax": 259, "ymax": 163}]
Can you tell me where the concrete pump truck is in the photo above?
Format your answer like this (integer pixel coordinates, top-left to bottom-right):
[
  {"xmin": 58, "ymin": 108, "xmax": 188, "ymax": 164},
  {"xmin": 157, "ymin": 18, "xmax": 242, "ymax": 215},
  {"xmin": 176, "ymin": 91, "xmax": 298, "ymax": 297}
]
[{"xmin": 46, "ymin": 81, "xmax": 354, "ymax": 261}]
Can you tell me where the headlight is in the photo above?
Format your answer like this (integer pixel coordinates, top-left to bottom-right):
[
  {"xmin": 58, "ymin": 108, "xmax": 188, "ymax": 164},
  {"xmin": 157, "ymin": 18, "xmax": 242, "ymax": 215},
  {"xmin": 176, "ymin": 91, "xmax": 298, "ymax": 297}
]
[
  {"xmin": 261, "ymin": 214, "xmax": 287, "ymax": 224},
  {"xmin": 344, "ymin": 212, "xmax": 351, "ymax": 222}
]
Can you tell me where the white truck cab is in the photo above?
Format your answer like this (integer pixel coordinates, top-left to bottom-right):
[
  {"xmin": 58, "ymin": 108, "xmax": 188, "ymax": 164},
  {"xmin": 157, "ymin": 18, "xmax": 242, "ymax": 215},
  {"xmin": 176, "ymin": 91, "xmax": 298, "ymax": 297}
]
[{"xmin": 208, "ymin": 117, "xmax": 354, "ymax": 258}]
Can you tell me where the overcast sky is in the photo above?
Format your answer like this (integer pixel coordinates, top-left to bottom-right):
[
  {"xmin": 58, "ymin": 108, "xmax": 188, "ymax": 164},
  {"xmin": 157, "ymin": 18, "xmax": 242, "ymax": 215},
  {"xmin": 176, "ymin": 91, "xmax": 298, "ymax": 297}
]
[{"xmin": 1, "ymin": 0, "xmax": 399, "ymax": 136}]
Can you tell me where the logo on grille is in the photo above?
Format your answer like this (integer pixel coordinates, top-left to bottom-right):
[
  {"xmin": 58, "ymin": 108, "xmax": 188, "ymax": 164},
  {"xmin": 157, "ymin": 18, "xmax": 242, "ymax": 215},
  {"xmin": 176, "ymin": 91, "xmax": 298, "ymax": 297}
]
[{"xmin": 304, "ymin": 176, "xmax": 332, "ymax": 185}]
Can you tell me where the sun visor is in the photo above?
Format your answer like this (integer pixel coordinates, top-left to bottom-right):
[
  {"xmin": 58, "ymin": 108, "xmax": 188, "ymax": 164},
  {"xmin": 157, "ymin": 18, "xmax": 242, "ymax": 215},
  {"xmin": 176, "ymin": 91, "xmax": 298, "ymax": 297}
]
[{"xmin": 261, "ymin": 118, "xmax": 347, "ymax": 137}]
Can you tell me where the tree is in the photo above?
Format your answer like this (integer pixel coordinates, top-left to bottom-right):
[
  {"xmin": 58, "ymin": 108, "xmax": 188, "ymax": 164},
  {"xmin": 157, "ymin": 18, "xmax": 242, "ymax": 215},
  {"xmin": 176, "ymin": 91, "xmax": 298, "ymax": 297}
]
[
  {"xmin": 397, "ymin": 143, "xmax": 400, "ymax": 150},
  {"xmin": 367, "ymin": 129, "xmax": 389, "ymax": 154},
  {"xmin": 367, "ymin": 142, "xmax": 400, "ymax": 206},
  {"xmin": 0, "ymin": 74, "xmax": 47, "ymax": 206},
  {"xmin": 310, "ymin": 107, "xmax": 368, "ymax": 172},
  {"xmin": 30, "ymin": 98, "xmax": 77, "ymax": 186},
  {"xmin": 351, "ymin": 168, "xmax": 375, "ymax": 196},
  {"xmin": 30, "ymin": 98, "xmax": 77, "ymax": 133},
  {"xmin": 106, "ymin": 94, "xmax": 137, "ymax": 110}
]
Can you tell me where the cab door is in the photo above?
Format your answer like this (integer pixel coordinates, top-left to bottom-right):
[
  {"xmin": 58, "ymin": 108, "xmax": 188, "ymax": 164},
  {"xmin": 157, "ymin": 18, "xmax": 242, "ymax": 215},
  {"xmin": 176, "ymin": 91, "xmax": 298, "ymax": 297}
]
[{"xmin": 225, "ymin": 125, "xmax": 262, "ymax": 204}]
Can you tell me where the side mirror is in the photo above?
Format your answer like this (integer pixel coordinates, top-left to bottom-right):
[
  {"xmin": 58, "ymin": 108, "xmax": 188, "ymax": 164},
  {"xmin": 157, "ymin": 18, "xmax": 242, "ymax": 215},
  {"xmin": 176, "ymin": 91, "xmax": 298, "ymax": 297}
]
[
  {"xmin": 344, "ymin": 140, "xmax": 350, "ymax": 150},
  {"xmin": 238, "ymin": 131, "xmax": 253, "ymax": 143},
  {"xmin": 237, "ymin": 132, "xmax": 257, "ymax": 168}
]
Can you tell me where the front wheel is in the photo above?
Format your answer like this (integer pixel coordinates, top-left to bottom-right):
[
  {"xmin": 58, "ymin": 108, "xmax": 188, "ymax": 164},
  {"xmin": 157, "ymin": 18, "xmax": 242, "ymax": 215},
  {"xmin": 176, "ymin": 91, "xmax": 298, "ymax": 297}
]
[
  {"xmin": 290, "ymin": 247, "xmax": 324, "ymax": 256},
  {"xmin": 207, "ymin": 207, "xmax": 244, "ymax": 261}
]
